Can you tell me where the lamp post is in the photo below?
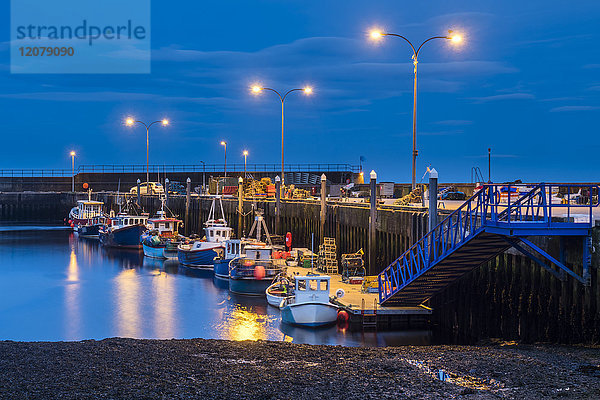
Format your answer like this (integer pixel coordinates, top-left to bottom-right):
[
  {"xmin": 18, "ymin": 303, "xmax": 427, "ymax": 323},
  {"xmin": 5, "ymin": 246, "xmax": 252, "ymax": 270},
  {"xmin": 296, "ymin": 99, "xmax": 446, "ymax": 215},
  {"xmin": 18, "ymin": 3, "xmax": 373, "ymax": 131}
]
[
  {"xmin": 70, "ymin": 151, "xmax": 76, "ymax": 192},
  {"xmin": 251, "ymin": 84, "xmax": 313, "ymax": 186},
  {"xmin": 125, "ymin": 117, "xmax": 169, "ymax": 185},
  {"xmin": 220, "ymin": 141, "xmax": 227, "ymax": 178},
  {"xmin": 370, "ymin": 29, "xmax": 462, "ymax": 190},
  {"xmin": 200, "ymin": 160, "xmax": 206, "ymax": 194},
  {"xmin": 243, "ymin": 150, "xmax": 248, "ymax": 178}
]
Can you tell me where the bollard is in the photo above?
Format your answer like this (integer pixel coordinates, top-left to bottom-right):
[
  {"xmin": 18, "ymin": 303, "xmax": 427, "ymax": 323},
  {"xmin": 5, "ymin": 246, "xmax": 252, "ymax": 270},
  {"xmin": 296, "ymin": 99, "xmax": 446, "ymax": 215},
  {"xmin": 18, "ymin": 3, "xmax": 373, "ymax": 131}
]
[
  {"xmin": 428, "ymin": 168, "xmax": 438, "ymax": 232},
  {"xmin": 165, "ymin": 178, "xmax": 170, "ymax": 205},
  {"xmin": 320, "ymin": 174, "xmax": 327, "ymax": 244},
  {"xmin": 238, "ymin": 176, "xmax": 243, "ymax": 238},
  {"xmin": 275, "ymin": 175, "xmax": 281, "ymax": 235},
  {"xmin": 368, "ymin": 170, "xmax": 377, "ymax": 276},
  {"xmin": 136, "ymin": 179, "xmax": 141, "ymax": 206},
  {"xmin": 185, "ymin": 177, "xmax": 191, "ymax": 236}
]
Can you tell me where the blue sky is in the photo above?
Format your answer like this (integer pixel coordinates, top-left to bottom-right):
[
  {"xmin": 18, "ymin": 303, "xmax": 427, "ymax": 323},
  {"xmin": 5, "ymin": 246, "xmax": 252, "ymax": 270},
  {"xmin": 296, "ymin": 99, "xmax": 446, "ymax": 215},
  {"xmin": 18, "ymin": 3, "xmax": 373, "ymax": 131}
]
[{"xmin": 1, "ymin": 0, "xmax": 599, "ymax": 183}]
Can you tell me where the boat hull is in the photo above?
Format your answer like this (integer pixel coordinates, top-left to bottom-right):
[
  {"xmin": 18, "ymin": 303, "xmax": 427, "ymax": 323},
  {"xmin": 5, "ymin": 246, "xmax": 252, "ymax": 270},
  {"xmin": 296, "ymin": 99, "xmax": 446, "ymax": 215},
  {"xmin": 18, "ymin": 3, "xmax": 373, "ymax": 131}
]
[
  {"xmin": 178, "ymin": 245, "xmax": 222, "ymax": 267},
  {"xmin": 229, "ymin": 278, "xmax": 272, "ymax": 296},
  {"xmin": 142, "ymin": 243, "xmax": 166, "ymax": 259},
  {"xmin": 99, "ymin": 225, "xmax": 145, "ymax": 249},
  {"xmin": 78, "ymin": 223, "xmax": 102, "ymax": 239},
  {"xmin": 213, "ymin": 259, "xmax": 231, "ymax": 278},
  {"xmin": 281, "ymin": 302, "xmax": 339, "ymax": 327}
]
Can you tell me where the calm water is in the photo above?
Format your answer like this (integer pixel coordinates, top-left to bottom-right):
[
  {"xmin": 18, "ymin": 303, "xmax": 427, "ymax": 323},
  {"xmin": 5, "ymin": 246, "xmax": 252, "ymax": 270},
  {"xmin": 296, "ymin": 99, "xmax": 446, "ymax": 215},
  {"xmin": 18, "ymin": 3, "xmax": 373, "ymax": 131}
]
[{"xmin": 0, "ymin": 226, "xmax": 432, "ymax": 346}]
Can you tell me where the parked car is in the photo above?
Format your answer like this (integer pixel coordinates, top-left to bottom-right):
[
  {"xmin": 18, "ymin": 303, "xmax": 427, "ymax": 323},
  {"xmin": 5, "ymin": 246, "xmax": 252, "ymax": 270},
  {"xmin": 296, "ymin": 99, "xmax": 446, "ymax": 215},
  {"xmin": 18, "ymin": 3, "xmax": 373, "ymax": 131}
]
[
  {"xmin": 440, "ymin": 190, "xmax": 466, "ymax": 201},
  {"xmin": 130, "ymin": 182, "xmax": 165, "ymax": 195},
  {"xmin": 167, "ymin": 181, "xmax": 187, "ymax": 195}
]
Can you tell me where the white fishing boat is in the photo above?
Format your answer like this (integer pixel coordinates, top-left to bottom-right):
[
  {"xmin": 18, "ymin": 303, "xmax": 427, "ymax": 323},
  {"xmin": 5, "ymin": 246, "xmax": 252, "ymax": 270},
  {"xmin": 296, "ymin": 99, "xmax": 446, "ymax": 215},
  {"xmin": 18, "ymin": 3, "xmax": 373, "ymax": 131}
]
[
  {"xmin": 68, "ymin": 189, "xmax": 107, "ymax": 239},
  {"xmin": 280, "ymin": 275, "xmax": 339, "ymax": 327}
]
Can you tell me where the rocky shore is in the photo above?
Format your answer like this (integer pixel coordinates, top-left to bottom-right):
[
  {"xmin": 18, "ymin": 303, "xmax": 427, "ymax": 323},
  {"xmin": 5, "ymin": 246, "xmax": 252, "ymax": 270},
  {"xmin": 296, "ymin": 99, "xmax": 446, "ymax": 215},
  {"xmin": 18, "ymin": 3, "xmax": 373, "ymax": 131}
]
[{"xmin": 0, "ymin": 338, "xmax": 598, "ymax": 399}]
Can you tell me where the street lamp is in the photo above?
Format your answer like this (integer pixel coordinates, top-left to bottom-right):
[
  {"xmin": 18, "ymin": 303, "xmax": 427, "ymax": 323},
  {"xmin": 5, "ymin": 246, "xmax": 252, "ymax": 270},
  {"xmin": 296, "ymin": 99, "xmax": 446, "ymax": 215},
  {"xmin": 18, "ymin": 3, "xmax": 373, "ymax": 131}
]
[
  {"xmin": 125, "ymin": 117, "xmax": 169, "ymax": 185},
  {"xmin": 251, "ymin": 84, "xmax": 313, "ymax": 186},
  {"xmin": 243, "ymin": 150, "xmax": 249, "ymax": 178},
  {"xmin": 70, "ymin": 151, "xmax": 76, "ymax": 192},
  {"xmin": 370, "ymin": 29, "xmax": 462, "ymax": 190},
  {"xmin": 220, "ymin": 141, "xmax": 227, "ymax": 178}
]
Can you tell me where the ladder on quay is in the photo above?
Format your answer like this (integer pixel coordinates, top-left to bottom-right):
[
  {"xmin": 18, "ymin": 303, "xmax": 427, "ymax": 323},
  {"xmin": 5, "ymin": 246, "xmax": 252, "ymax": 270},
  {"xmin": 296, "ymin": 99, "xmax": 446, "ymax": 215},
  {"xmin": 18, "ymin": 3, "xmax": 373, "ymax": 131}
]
[{"xmin": 378, "ymin": 183, "xmax": 599, "ymax": 306}]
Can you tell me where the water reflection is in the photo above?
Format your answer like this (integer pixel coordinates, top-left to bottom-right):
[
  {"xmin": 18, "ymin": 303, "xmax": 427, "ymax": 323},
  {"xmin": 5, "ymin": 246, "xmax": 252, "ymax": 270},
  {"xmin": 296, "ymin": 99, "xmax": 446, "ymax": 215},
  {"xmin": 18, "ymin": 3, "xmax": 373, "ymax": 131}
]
[
  {"xmin": 114, "ymin": 268, "xmax": 141, "ymax": 338},
  {"xmin": 64, "ymin": 245, "xmax": 80, "ymax": 340},
  {"xmin": 151, "ymin": 269, "xmax": 176, "ymax": 339},
  {"xmin": 0, "ymin": 227, "xmax": 434, "ymax": 346}
]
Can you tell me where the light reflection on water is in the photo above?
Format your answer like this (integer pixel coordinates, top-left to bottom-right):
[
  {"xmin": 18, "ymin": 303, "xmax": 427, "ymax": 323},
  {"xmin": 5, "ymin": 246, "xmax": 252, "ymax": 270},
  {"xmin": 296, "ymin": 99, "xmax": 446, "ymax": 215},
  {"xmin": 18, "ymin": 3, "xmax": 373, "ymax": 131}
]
[{"xmin": 0, "ymin": 227, "xmax": 432, "ymax": 346}]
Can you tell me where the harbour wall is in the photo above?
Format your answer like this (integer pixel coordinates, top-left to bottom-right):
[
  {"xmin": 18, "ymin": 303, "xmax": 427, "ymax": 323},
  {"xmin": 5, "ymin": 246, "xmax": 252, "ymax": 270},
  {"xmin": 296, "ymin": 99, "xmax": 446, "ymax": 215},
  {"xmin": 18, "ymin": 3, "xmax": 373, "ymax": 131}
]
[{"xmin": 0, "ymin": 191, "xmax": 599, "ymax": 343}]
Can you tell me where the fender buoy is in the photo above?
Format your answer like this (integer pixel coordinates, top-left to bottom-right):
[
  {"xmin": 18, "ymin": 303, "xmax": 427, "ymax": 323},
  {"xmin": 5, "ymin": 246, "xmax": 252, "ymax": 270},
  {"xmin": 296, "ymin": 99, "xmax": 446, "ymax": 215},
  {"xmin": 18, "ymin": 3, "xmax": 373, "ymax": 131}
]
[
  {"xmin": 337, "ymin": 310, "xmax": 349, "ymax": 323},
  {"xmin": 285, "ymin": 232, "xmax": 292, "ymax": 250},
  {"xmin": 254, "ymin": 265, "xmax": 265, "ymax": 280}
]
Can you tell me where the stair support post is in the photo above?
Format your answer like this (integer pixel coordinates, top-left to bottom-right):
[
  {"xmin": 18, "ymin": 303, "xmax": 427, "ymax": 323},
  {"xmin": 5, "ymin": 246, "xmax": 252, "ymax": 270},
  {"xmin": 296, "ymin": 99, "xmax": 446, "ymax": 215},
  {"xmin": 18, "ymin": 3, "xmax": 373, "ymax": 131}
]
[{"xmin": 369, "ymin": 170, "xmax": 377, "ymax": 275}]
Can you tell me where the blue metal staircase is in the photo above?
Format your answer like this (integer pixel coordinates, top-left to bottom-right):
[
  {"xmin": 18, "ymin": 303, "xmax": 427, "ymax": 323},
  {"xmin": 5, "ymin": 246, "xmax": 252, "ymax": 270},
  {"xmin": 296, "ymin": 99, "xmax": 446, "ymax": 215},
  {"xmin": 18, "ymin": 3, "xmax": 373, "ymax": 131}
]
[{"xmin": 378, "ymin": 183, "xmax": 599, "ymax": 306}]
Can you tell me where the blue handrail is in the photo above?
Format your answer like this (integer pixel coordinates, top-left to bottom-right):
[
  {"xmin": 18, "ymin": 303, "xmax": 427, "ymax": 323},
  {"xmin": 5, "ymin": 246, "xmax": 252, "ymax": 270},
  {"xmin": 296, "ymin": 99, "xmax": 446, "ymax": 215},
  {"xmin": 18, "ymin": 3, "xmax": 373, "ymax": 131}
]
[{"xmin": 378, "ymin": 183, "xmax": 599, "ymax": 304}]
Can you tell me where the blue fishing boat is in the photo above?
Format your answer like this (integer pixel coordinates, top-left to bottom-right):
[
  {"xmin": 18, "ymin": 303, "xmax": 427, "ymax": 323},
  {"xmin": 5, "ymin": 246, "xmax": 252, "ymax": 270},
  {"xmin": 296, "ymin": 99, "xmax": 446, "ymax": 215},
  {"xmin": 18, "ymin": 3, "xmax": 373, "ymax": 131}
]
[
  {"xmin": 229, "ymin": 245, "xmax": 286, "ymax": 295},
  {"xmin": 141, "ymin": 199, "xmax": 183, "ymax": 259},
  {"xmin": 214, "ymin": 208, "xmax": 273, "ymax": 278},
  {"xmin": 177, "ymin": 196, "xmax": 232, "ymax": 268},
  {"xmin": 100, "ymin": 213, "xmax": 149, "ymax": 249}
]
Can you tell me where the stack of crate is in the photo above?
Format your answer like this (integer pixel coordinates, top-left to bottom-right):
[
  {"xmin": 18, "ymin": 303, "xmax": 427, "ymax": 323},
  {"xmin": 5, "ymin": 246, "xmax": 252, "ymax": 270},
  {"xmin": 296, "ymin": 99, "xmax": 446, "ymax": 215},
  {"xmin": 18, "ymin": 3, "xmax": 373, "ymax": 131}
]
[{"xmin": 318, "ymin": 237, "xmax": 338, "ymax": 274}]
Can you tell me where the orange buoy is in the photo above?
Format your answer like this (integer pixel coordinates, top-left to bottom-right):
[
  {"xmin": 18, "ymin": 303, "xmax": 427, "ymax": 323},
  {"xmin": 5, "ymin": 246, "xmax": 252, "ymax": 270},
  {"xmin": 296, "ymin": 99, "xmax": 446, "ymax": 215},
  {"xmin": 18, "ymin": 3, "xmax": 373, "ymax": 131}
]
[
  {"xmin": 254, "ymin": 265, "xmax": 265, "ymax": 280},
  {"xmin": 337, "ymin": 310, "xmax": 349, "ymax": 323},
  {"xmin": 83, "ymin": 183, "xmax": 89, "ymax": 189}
]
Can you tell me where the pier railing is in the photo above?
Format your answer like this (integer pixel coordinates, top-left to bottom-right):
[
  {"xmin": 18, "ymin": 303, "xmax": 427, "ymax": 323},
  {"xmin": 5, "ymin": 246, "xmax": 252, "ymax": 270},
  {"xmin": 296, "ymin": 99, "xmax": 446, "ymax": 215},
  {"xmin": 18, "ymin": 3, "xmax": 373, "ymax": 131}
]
[
  {"xmin": 0, "ymin": 163, "xmax": 360, "ymax": 177},
  {"xmin": 378, "ymin": 183, "xmax": 600, "ymax": 305}
]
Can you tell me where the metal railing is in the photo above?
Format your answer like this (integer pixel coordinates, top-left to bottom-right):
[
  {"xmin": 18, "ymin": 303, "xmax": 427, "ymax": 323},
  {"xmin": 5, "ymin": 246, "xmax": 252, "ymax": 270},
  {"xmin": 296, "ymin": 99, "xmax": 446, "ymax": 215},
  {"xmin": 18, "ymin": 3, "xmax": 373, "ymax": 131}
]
[
  {"xmin": 378, "ymin": 183, "xmax": 599, "ymax": 304},
  {"xmin": 0, "ymin": 163, "xmax": 360, "ymax": 177}
]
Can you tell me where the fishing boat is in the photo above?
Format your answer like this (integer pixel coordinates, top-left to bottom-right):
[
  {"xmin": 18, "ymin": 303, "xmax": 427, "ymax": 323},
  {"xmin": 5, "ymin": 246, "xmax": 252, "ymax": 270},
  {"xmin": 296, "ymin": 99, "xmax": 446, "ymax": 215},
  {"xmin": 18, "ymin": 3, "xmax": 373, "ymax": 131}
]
[
  {"xmin": 68, "ymin": 190, "xmax": 107, "ymax": 239},
  {"xmin": 213, "ymin": 208, "xmax": 272, "ymax": 278},
  {"xmin": 280, "ymin": 275, "xmax": 339, "ymax": 327},
  {"xmin": 99, "ymin": 198, "xmax": 149, "ymax": 249},
  {"xmin": 141, "ymin": 200, "xmax": 183, "ymax": 259},
  {"xmin": 177, "ymin": 196, "xmax": 232, "ymax": 267},
  {"xmin": 265, "ymin": 274, "xmax": 293, "ymax": 307},
  {"xmin": 228, "ymin": 245, "xmax": 286, "ymax": 295}
]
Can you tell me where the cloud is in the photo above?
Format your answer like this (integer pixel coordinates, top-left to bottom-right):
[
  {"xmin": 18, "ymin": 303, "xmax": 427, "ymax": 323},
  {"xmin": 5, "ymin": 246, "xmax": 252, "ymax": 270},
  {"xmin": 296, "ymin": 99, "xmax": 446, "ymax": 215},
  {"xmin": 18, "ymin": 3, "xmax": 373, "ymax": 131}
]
[
  {"xmin": 469, "ymin": 93, "xmax": 535, "ymax": 103},
  {"xmin": 550, "ymin": 105, "xmax": 600, "ymax": 112}
]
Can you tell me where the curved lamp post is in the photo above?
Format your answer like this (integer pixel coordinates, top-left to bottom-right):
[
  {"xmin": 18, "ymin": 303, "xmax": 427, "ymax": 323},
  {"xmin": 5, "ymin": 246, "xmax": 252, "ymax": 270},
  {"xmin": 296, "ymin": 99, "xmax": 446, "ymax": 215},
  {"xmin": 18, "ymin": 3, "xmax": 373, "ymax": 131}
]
[
  {"xmin": 370, "ymin": 29, "xmax": 462, "ymax": 190},
  {"xmin": 125, "ymin": 117, "xmax": 169, "ymax": 185},
  {"xmin": 251, "ymin": 85, "xmax": 313, "ymax": 186}
]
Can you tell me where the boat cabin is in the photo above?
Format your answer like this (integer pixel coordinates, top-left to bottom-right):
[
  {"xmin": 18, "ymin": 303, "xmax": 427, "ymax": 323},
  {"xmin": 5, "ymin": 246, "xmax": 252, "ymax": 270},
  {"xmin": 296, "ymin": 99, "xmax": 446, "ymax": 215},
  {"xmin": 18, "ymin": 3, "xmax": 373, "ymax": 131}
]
[
  {"xmin": 111, "ymin": 215, "xmax": 149, "ymax": 228},
  {"xmin": 205, "ymin": 224, "xmax": 232, "ymax": 243},
  {"xmin": 76, "ymin": 200, "xmax": 104, "ymax": 219},
  {"xmin": 294, "ymin": 275, "xmax": 331, "ymax": 303},
  {"xmin": 148, "ymin": 211, "xmax": 181, "ymax": 238},
  {"xmin": 245, "ymin": 246, "xmax": 272, "ymax": 261}
]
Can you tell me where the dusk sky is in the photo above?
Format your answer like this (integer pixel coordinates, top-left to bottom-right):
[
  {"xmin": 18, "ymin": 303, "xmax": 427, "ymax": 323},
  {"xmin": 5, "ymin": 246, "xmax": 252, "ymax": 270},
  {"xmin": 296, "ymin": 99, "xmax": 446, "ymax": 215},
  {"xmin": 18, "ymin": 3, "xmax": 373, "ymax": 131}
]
[{"xmin": 2, "ymin": 1, "xmax": 599, "ymax": 183}]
